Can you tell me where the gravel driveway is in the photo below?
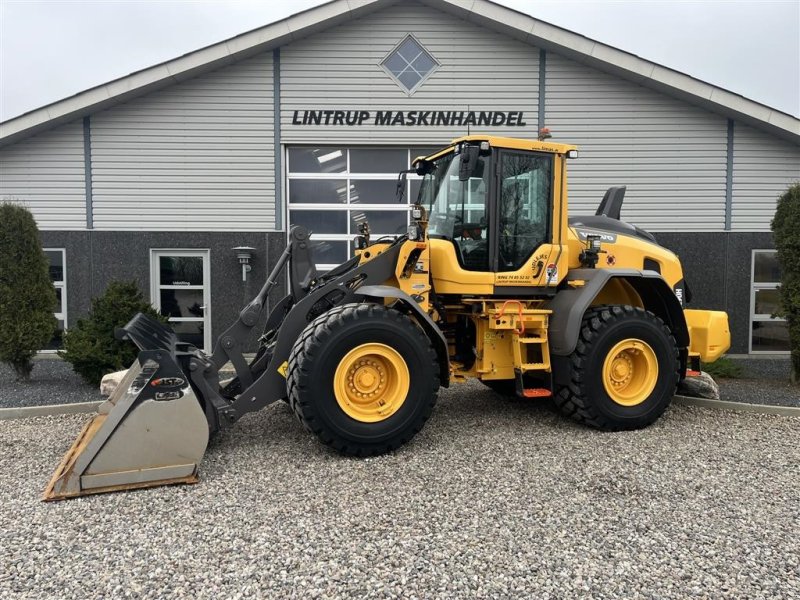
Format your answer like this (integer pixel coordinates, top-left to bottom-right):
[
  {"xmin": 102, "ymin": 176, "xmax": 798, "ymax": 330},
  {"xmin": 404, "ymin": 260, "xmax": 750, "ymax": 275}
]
[
  {"xmin": 717, "ymin": 378, "xmax": 799, "ymax": 408},
  {"xmin": 0, "ymin": 359, "xmax": 101, "ymax": 408},
  {"xmin": 1, "ymin": 381, "xmax": 797, "ymax": 599},
  {"xmin": 2, "ymin": 358, "xmax": 797, "ymax": 410}
]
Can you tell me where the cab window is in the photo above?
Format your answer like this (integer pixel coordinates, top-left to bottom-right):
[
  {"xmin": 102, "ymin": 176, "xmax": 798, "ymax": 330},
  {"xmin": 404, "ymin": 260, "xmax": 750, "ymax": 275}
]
[
  {"xmin": 498, "ymin": 152, "xmax": 552, "ymax": 271},
  {"xmin": 424, "ymin": 151, "xmax": 491, "ymax": 271}
]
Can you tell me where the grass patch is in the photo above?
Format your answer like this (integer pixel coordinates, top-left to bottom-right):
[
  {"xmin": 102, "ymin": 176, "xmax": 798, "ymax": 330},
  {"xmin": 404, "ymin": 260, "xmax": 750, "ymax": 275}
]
[{"xmin": 702, "ymin": 357, "xmax": 744, "ymax": 379}]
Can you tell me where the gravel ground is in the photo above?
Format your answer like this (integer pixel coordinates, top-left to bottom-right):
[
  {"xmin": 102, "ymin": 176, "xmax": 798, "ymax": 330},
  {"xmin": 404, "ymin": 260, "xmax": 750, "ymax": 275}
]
[
  {"xmin": 731, "ymin": 357, "xmax": 791, "ymax": 380},
  {"xmin": 1, "ymin": 381, "xmax": 798, "ymax": 599},
  {"xmin": 2, "ymin": 358, "xmax": 797, "ymax": 410},
  {"xmin": 717, "ymin": 378, "xmax": 800, "ymax": 408},
  {"xmin": 0, "ymin": 359, "xmax": 101, "ymax": 408}
]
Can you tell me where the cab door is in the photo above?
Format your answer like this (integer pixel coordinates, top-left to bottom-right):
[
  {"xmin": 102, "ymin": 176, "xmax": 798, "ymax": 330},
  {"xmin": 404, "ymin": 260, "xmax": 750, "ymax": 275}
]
[
  {"xmin": 426, "ymin": 147, "xmax": 496, "ymax": 295},
  {"xmin": 492, "ymin": 150, "xmax": 556, "ymax": 288}
]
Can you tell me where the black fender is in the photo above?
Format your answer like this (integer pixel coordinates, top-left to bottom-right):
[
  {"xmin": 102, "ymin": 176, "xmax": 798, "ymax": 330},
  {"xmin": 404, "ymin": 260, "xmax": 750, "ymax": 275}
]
[
  {"xmin": 545, "ymin": 268, "xmax": 689, "ymax": 357},
  {"xmin": 355, "ymin": 285, "xmax": 450, "ymax": 388}
]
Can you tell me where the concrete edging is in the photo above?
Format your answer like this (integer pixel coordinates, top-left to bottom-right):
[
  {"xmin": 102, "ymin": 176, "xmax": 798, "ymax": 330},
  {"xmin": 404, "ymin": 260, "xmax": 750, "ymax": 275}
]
[
  {"xmin": 0, "ymin": 401, "xmax": 102, "ymax": 420},
  {"xmin": 0, "ymin": 395, "xmax": 797, "ymax": 420},
  {"xmin": 673, "ymin": 395, "xmax": 800, "ymax": 417}
]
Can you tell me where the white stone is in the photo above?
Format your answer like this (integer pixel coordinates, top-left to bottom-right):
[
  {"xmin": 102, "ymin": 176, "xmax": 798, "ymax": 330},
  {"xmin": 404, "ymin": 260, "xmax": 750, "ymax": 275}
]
[
  {"xmin": 677, "ymin": 371, "xmax": 720, "ymax": 400},
  {"xmin": 100, "ymin": 370, "xmax": 128, "ymax": 397}
]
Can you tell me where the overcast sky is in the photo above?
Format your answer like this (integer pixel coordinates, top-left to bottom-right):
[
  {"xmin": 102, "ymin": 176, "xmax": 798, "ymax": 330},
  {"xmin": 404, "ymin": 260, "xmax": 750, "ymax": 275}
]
[{"xmin": 1, "ymin": 0, "xmax": 798, "ymax": 122}]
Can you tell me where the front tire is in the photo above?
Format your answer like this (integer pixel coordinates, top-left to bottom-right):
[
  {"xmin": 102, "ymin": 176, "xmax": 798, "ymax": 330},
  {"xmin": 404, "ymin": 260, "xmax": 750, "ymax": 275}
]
[
  {"xmin": 287, "ymin": 303, "xmax": 439, "ymax": 456},
  {"xmin": 554, "ymin": 305, "xmax": 680, "ymax": 431}
]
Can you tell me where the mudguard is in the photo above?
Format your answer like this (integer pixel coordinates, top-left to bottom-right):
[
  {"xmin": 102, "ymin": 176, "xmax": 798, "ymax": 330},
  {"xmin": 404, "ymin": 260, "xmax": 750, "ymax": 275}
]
[
  {"xmin": 546, "ymin": 268, "xmax": 689, "ymax": 356},
  {"xmin": 355, "ymin": 284, "xmax": 450, "ymax": 387}
]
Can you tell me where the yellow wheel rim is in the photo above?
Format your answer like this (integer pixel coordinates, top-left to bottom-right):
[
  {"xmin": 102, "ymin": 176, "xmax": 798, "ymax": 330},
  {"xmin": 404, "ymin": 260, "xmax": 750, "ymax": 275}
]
[
  {"xmin": 333, "ymin": 343, "xmax": 410, "ymax": 423},
  {"xmin": 602, "ymin": 338, "xmax": 658, "ymax": 407}
]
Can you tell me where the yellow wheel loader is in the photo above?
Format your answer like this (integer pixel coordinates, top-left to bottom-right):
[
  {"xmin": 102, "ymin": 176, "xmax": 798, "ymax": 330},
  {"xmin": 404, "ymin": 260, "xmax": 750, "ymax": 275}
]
[{"xmin": 44, "ymin": 135, "xmax": 731, "ymax": 501}]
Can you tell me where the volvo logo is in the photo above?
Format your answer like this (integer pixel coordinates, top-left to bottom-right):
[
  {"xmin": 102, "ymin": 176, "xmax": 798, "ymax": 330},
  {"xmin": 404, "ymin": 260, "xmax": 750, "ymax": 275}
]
[{"xmin": 576, "ymin": 229, "xmax": 617, "ymax": 243}]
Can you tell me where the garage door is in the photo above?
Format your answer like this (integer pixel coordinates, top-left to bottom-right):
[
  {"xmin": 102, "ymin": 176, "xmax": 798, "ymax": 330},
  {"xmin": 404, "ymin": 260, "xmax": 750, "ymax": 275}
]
[{"xmin": 287, "ymin": 146, "xmax": 439, "ymax": 270}]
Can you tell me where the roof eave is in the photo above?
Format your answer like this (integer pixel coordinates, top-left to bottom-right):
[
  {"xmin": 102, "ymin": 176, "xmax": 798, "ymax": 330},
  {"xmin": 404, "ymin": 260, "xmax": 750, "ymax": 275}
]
[
  {"xmin": 0, "ymin": 0, "xmax": 390, "ymax": 146},
  {"xmin": 1, "ymin": 0, "xmax": 797, "ymax": 146},
  {"xmin": 431, "ymin": 0, "xmax": 800, "ymax": 144}
]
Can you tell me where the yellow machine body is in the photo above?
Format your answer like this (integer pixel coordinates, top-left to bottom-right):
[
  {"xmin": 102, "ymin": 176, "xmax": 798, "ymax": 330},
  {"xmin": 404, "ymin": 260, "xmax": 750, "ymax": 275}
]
[
  {"xmin": 403, "ymin": 134, "xmax": 731, "ymax": 384},
  {"xmin": 46, "ymin": 134, "xmax": 731, "ymax": 502},
  {"xmin": 684, "ymin": 309, "xmax": 731, "ymax": 363}
]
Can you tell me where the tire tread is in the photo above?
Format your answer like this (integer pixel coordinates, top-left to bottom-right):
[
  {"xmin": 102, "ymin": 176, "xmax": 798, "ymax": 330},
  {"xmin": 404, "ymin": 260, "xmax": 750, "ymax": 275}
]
[
  {"xmin": 286, "ymin": 303, "xmax": 439, "ymax": 456},
  {"xmin": 553, "ymin": 305, "xmax": 680, "ymax": 431}
]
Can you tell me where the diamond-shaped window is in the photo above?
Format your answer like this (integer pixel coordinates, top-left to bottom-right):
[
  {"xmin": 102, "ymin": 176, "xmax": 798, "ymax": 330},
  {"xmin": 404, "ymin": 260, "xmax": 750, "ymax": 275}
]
[{"xmin": 380, "ymin": 35, "xmax": 439, "ymax": 94}]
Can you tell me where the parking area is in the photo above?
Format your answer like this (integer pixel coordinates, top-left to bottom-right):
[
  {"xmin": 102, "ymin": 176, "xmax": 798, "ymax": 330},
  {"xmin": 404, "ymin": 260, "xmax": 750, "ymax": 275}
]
[{"xmin": 1, "ymin": 380, "xmax": 798, "ymax": 599}]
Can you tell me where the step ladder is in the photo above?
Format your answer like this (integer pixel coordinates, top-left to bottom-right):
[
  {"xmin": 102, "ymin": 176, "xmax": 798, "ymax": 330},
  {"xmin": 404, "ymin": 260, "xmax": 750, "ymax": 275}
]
[
  {"xmin": 512, "ymin": 331, "xmax": 552, "ymax": 398},
  {"xmin": 495, "ymin": 301, "xmax": 552, "ymax": 398}
]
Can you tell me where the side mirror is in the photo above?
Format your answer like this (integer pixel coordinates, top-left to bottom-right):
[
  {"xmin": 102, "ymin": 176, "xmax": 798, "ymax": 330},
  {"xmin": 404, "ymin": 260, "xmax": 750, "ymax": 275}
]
[
  {"xmin": 458, "ymin": 145, "xmax": 480, "ymax": 181},
  {"xmin": 394, "ymin": 169, "xmax": 414, "ymax": 203},
  {"xmin": 414, "ymin": 160, "xmax": 433, "ymax": 176}
]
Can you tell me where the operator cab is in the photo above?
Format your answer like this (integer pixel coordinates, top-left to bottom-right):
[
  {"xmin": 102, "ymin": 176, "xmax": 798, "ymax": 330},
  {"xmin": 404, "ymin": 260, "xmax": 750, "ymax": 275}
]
[{"xmin": 414, "ymin": 136, "xmax": 574, "ymax": 294}]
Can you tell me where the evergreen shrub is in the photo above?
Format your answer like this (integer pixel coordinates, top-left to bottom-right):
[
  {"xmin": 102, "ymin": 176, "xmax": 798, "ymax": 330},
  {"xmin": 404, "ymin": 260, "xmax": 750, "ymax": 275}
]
[
  {"xmin": 771, "ymin": 183, "xmax": 800, "ymax": 383},
  {"xmin": 0, "ymin": 202, "xmax": 57, "ymax": 380},
  {"xmin": 60, "ymin": 280, "xmax": 166, "ymax": 385}
]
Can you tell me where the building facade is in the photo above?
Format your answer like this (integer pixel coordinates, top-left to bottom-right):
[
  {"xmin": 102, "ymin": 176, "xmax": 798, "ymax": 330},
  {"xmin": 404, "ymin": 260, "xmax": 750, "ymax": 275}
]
[{"xmin": 1, "ymin": 0, "xmax": 798, "ymax": 354}]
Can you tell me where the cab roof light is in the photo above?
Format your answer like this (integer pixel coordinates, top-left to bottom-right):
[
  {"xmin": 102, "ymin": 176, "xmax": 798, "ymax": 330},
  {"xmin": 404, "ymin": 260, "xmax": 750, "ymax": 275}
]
[{"xmin": 566, "ymin": 149, "xmax": 578, "ymax": 159}]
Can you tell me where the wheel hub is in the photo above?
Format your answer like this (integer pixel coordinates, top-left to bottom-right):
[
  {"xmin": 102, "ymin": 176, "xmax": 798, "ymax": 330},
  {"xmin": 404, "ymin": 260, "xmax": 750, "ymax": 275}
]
[
  {"xmin": 349, "ymin": 361, "xmax": 386, "ymax": 396},
  {"xmin": 334, "ymin": 343, "xmax": 410, "ymax": 422},
  {"xmin": 610, "ymin": 355, "xmax": 632, "ymax": 384},
  {"xmin": 602, "ymin": 339, "xmax": 658, "ymax": 407}
]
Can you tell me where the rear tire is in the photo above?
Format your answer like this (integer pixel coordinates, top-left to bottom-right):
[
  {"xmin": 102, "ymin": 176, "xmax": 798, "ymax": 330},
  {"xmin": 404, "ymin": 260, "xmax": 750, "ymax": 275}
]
[
  {"xmin": 554, "ymin": 305, "xmax": 679, "ymax": 431},
  {"xmin": 287, "ymin": 303, "xmax": 439, "ymax": 456}
]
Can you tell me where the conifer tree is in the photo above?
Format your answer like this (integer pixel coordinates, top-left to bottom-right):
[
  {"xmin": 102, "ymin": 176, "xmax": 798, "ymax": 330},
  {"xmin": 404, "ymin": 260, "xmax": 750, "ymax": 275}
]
[{"xmin": 0, "ymin": 202, "xmax": 57, "ymax": 380}]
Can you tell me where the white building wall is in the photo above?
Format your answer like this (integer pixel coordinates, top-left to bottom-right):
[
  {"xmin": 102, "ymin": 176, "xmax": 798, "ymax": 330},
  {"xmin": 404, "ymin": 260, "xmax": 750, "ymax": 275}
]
[
  {"xmin": 280, "ymin": 0, "xmax": 540, "ymax": 144},
  {"xmin": 545, "ymin": 54, "xmax": 729, "ymax": 231},
  {"xmin": 90, "ymin": 53, "xmax": 275, "ymax": 231},
  {"xmin": 731, "ymin": 123, "xmax": 800, "ymax": 231},
  {"xmin": 0, "ymin": 121, "xmax": 86, "ymax": 229},
  {"xmin": 1, "ymin": 2, "xmax": 798, "ymax": 237}
]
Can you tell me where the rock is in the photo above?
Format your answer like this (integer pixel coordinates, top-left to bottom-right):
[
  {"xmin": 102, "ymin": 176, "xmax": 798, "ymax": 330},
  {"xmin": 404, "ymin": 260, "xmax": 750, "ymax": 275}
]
[
  {"xmin": 100, "ymin": 369, "xmax": 128, "ymax": 397},
  {"xmin": 677, "ymin": 371, "xmax": 720, "ymax": 400}
]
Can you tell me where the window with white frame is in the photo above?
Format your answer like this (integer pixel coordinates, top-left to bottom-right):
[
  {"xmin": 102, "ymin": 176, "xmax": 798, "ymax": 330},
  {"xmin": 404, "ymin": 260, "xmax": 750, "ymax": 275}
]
[
  {"xmin": 750, "ymin": 250, "xmax": 789, "ymax": 353},
  {"xmin": 287, "ymin": 146, "xmax": 440, "ymax": 271},
  {"xmin": 380, "ymin": 35, "xmax": 440, "ymax": 95},
  {"xmin": 43, "ymin": 249, "xmax": 67, "ymax": 351},
  {"xmin": 150, "ymin": 250, "xmax": 211, "ymax": 351}
]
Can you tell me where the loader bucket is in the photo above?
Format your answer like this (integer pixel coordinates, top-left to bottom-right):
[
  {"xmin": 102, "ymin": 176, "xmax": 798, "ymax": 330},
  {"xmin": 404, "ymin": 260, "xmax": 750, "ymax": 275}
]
[{"xmin": 43, "ymin": 349, "xmax": 209, "ymax": 501}]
